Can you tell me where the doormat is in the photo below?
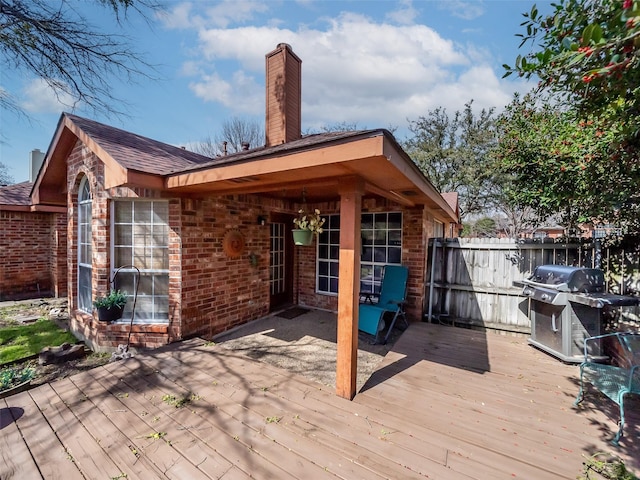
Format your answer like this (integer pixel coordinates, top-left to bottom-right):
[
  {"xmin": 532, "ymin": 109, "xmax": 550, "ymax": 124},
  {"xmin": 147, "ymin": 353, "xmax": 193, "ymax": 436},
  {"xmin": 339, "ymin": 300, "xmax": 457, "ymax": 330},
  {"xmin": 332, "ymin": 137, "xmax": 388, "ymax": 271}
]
[{"xmin": 277, "ymin": 307, "xmax": 310, "ymax": 319}]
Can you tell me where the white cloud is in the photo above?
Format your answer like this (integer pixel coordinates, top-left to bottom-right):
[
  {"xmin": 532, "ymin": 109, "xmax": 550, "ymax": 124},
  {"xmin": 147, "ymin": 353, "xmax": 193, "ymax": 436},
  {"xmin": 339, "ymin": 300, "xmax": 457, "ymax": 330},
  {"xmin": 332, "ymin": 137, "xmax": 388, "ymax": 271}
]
[
  {"xmin": 161, "ymin": 0, "xmax": 269, "ymax": 29},
  {"xmin": 386, "ymin": 0, "xmax": 419, "ymax": 25},
  {"xmin": 190, "ymin": 70, "xmax": 262, "ymax": 114},
  {"xmin": 438, "ymin": 0, "xmax": 485, "ymax": 21},
  {"xmin": 180, "ymin": 5, "xmax": 525, "ymax": 136},
  {"xmin": 157, "ymin": 2, "xmax": 198, "ymax": 29},
  {"xmin": 20, "ymin": 78, "xmax": 76, "ymax": 113}
]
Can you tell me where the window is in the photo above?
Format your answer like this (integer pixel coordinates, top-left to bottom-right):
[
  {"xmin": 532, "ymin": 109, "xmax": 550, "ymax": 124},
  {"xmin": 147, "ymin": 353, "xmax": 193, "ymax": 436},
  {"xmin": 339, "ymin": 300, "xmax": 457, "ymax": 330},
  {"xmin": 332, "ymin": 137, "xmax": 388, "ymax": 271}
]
[
  {"xmin": 593, "ymin": 224, "xmax": 622, "ymax": 239},
  {"xmin": 317, "ymin": 215, "xmax": 341, "ymax": 294},
  {"xmin": 434, "ymin": 220, "xmax": 444, "ymax": 238},
  {"xmin": 360, "ymin": 212, "xmax": 403, "ymax": 294},
  {"xmin": 77, "ymin": 177, "xmax": 92, "ymax": 313},
  {"xmin": 112, "ymin": 201, "xmax": 169, "ymax": 323},
  {"xmin": 317, "ymin": 212, "xmax": 402, "ymax": 295}
]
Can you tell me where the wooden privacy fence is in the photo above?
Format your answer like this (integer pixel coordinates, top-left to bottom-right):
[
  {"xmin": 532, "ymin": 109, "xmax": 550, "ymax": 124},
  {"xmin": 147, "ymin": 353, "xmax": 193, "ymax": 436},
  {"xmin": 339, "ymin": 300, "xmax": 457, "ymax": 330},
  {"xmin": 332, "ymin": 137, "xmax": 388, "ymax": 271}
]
[{"xmin": 425, "ymin": 237, "xmax": 640, "ymax": 334}]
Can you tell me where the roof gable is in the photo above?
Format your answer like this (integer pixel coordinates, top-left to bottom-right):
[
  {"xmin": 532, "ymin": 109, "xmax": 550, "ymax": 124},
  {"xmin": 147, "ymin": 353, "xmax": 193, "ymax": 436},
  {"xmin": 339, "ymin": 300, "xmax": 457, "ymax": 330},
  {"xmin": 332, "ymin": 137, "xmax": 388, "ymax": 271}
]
[{"xmin": 64, "ymin": 114, "xmax": 214, "ymax": 175}]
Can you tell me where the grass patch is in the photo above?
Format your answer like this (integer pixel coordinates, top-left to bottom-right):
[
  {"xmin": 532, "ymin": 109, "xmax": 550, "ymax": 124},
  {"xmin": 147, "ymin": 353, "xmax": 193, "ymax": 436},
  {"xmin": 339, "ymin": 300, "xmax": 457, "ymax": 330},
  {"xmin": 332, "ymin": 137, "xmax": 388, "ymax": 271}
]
[{"xmin": 0, "ymin": 319, "xmax": 78, "ymax": 365}]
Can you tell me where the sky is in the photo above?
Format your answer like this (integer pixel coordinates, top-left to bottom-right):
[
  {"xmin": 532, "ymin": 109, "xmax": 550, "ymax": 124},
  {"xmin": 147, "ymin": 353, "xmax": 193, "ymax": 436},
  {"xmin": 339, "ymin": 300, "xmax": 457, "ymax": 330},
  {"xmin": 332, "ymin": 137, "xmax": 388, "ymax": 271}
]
[{"xmin": 0, "ymin": 0, "xmax": 552, "ymax": 183}]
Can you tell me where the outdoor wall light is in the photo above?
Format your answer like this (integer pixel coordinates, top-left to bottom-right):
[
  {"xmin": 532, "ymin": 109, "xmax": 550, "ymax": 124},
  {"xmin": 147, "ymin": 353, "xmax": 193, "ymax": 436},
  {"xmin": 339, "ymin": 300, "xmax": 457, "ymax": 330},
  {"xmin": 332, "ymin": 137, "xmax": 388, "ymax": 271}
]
[{"xmin": 257, "ymin": 215, "xmax": 267, "ymax": 226}]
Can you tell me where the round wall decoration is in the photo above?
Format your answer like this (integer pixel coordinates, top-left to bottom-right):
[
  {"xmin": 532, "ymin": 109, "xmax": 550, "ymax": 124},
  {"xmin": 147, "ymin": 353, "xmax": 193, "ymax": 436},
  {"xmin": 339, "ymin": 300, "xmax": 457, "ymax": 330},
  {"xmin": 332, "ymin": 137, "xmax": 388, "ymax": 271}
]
[{"xmin": 223, "ymin": 229, "xmax": 245, "ymax": 258}]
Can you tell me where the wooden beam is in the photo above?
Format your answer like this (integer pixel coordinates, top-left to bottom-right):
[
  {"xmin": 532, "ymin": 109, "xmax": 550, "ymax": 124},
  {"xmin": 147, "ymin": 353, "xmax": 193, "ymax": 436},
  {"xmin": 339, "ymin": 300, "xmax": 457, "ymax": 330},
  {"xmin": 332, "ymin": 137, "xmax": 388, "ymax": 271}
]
[
  {"xmin": 335, "ymin": 176, "xmax": 363, "ymax": 400},
  {"xmin": 126, "ymin": 171, "xmax": 165, "ymax": 190},
  {"xmin": 382, "ymin": 135, "xmax": 457, "ymax": 222},
  {"xmin": 31, "ymin": 205, "xmax": 67, "ymax": 213},
  {"xmin": 171, "ymin": 177, "xmax": 342, "ymax": 197},
  {"xmin": 0, "ymin": 205, "xmax": 31, "ymax": 212},
  {"xmin": 364, "ymin": 181, "xmax": 415, "ymax": 207},
  {"xmin": 166, "ymin": 136, "xmax": 383, "ymax": 189}
]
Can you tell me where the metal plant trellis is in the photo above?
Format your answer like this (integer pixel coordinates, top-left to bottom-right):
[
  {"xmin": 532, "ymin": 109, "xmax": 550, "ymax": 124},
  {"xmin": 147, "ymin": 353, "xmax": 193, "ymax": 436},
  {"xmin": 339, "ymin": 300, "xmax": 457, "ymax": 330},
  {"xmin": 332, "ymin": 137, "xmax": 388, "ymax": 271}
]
[{"xmin": 109, "ymin": 265, "xmax": 140, "ymax": 350}]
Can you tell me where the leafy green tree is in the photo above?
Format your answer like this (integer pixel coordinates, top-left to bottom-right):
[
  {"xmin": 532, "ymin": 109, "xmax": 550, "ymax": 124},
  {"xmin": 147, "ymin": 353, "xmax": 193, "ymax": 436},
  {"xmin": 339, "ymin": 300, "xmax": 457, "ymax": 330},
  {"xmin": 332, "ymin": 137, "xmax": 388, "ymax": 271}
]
[
  {"xmin": 404, "ymin": 101, "xmax": 499, "ymax": 220},
  {"xmin": 473, "ymin": 217, "xmax": 498, "ymax": 238},
  {"xmin": 461, "ymin": 217, "xmax": 502, "ymax": 238},
  {"xmin": 502, "ymin": 1, "xmax": 640, "ymax": 233},
  {"xmin": 495, "ymin": 92, "xmax": 640, "ymax": 231},
  {"xmin": 506, "ymin": 1, "xmax": 639, "ymax": 120},
  {"xmin": 0, "ymin": 0, "xmax": 159, "ymax": 117}
]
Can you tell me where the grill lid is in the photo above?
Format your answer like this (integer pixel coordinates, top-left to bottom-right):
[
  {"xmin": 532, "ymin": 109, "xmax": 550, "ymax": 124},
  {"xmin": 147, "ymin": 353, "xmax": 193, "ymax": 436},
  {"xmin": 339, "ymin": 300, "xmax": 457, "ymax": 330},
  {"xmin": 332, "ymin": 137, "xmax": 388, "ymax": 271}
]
[{"xmin": 526, "ymin": 265, "xmax": 605, "ymax": 293}]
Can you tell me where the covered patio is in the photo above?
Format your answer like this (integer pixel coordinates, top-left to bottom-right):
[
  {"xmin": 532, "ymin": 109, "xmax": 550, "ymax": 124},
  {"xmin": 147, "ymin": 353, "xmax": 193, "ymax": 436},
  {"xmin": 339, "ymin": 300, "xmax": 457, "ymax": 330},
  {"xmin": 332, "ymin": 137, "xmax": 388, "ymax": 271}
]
[{"xmin": 2, "ymin": 319, "xmax": 638, "ymax": 479}]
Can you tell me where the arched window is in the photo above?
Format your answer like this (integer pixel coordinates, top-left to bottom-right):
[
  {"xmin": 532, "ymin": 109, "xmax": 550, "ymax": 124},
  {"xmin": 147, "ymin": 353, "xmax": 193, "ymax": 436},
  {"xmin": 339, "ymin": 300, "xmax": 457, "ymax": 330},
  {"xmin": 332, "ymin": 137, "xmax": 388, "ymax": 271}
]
[{"xmin": 77, "ymin": 177, "xmax": 92, "ymax": 312}]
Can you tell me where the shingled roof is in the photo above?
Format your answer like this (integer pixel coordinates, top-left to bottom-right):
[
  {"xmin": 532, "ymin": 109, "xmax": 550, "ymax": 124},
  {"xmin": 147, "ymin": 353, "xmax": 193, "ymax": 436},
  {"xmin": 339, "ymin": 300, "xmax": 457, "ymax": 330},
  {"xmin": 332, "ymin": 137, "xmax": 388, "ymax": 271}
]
[
  {"xmin": 65, "ymin": 113, "xmax": 378, "ymax": 176},
  {"xmin": 0, "ymin": 181, "xmax": 32, "ymax": 207},
  {"xmin": 65, "ymin": 114, "xmax": 214, "ymax": 175}
]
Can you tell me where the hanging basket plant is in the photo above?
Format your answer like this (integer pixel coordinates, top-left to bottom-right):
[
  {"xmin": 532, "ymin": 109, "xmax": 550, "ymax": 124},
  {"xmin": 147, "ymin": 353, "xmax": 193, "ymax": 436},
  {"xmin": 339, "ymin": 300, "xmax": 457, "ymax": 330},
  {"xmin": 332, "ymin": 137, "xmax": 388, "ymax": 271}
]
[
  {"xmin": 292, "ymin": 208, "xmax": 326, "ymax": 246},
  {"xmin": 93, "ymin": 290, "xmax": 127, "ymax": 322},
  {"xmin": 292, "ymin": 229, "xmax": 314, "ymax": 246}
]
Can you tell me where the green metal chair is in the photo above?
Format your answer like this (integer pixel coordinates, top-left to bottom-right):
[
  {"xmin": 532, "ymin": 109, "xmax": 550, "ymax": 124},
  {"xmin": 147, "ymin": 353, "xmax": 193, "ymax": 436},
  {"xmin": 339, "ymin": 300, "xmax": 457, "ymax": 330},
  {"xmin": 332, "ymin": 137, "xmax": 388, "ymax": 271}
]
[
  {"xmin": 574, "ymin": 332, "xmax": 640, "ymax": 445},
  {"xmin": 358, "ymin": 265, "xmax": 409, "ymax": 344}
]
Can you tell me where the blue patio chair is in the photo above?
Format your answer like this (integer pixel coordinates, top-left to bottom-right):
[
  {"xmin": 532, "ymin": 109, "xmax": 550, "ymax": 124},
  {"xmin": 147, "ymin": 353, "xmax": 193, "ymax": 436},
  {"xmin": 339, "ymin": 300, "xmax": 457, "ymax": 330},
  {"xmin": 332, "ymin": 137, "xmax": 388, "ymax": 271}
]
[{"xmin": 358, "ymin": 265, "xmax": 409, "ymax": 344}]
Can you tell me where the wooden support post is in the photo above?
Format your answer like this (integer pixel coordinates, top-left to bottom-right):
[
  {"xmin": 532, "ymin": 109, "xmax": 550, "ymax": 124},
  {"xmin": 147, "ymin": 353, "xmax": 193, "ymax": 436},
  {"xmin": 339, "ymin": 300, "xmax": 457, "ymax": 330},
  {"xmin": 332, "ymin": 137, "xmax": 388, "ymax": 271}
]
[{"xmin": 336, "ymin": 177, "xmax": 363, "ymax": 400}]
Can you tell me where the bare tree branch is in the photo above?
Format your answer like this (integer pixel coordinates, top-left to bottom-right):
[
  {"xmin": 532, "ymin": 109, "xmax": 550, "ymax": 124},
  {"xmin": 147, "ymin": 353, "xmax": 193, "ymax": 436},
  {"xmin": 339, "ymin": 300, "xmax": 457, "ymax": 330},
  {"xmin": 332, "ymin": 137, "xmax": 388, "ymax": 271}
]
[
  {"xmin": 0, "ymin": 0, "xmax": 161, "ymax": 117},
  {"xmin": 192, "ymin": 117, "xmax": 265, "ymax": 157},
  {"xmin": 0, "ymin": 160, "xmax": 13, "ymax": 185}
]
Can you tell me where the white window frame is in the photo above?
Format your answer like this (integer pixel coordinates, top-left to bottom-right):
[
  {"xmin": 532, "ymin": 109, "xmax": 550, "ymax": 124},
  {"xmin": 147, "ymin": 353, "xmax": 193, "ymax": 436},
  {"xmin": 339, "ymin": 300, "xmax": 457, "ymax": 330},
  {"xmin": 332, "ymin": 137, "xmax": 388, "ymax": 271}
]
[
  {"xmin": 111, "ymin": 200, "xmax": 170, "ymax": 324},
  {"xmin": 316, "ymin": 212, "xmax": 403, "ymax": 295},
  {"xmin": 77, "ymin": 177, "xmax": 92, "ymax": 313}
]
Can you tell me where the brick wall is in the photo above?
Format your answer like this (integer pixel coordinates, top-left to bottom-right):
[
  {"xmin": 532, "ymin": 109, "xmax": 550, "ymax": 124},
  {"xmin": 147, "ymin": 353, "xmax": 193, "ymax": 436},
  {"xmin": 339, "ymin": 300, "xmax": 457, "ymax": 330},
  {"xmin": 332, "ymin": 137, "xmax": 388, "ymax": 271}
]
[
  {"xmin": 63, "ymin": 140, "xmax": 288, "ymax": 349},
  {"xmin": 65, "ymin": 142, "xmax": 178, "ymax": 350},
  {"xmin": 60, "ymin": 140, "xmax": 438, "ymax": 349},
  {"xmin": 179, "ymin": 194, "xmax": 275, "ymax": 339},
  {"xmin": 0, "ymin": 210, "xmax": 67, "ymax": 301},
  {"xmin": 51, "ymin": 212, "xmax": 68, "ymax": 297}
]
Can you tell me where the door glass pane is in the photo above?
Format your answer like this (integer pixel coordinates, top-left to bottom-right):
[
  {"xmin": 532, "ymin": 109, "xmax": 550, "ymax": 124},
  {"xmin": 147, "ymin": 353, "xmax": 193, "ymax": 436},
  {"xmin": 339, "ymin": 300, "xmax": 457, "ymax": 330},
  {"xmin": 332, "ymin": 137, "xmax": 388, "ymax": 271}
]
[{"xmin": 270, "ymin": 223, "xmax": 286, "ymax": 296}]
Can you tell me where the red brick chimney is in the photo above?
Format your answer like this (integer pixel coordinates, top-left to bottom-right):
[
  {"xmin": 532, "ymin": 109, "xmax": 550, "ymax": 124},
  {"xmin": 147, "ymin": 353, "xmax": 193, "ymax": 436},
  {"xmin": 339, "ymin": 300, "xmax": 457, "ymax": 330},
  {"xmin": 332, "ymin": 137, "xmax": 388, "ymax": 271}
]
[{"xmin": 265, "ymin": 43, "xmax": 302, "ymax": 147}]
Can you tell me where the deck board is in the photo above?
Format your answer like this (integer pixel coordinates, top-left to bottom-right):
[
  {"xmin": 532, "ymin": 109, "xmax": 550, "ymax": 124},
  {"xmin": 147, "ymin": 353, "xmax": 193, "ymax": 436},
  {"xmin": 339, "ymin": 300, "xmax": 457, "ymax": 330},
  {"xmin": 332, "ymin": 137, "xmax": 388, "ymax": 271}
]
[
  {"xmin": 1, "ymin": 321, "xmax": 638, "ymax": 479},
  {"xmin": 162, "ymin": 345, "xmax": 462, "ymax": 476},
  {"xmin": 0, "ymin": 398, "xmax": 43, "ymax": 480},
  {"xmin": 28, "ymin": 381, "xmax": 124, "ymax": 478},
  {"xmin": 113, "ymin": 355, "xmax": 311, "ymax": 480},
  {"xmin": 8, "ymin": 389, "xmax": 84, "ymax": 480},
  {"xmin": 356, "ymin": 323, "xmax": 640, "ymax": 477}
]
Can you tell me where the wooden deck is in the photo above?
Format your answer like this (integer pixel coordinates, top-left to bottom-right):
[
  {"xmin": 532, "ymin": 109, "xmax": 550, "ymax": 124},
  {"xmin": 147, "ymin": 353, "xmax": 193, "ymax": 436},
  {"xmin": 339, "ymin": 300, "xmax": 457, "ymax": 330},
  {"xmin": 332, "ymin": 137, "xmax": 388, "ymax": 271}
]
[{"xmin": 1, "ymin": 322, "xmax": 638, "ymax": 479}]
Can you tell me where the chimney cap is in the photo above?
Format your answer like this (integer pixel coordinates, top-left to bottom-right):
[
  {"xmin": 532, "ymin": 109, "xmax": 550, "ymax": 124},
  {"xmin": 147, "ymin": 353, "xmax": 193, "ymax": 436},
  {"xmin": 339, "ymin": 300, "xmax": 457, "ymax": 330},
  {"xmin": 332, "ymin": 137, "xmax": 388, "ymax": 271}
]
[{"xmin": 266, "ymin": 43, "xmax": 301, "ymax": 62}]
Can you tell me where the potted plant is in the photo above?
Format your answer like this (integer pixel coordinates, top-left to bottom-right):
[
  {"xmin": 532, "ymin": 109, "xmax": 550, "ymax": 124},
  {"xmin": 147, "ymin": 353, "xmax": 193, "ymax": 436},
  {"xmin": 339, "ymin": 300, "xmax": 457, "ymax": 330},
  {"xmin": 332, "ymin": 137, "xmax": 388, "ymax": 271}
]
[
  {"xmin": 292, "ymin": 208, "xmax": 326, "ymax": 246},
  {"xmin": 93, "ymin": 289, "xmax": 127, "ymax": 322}
]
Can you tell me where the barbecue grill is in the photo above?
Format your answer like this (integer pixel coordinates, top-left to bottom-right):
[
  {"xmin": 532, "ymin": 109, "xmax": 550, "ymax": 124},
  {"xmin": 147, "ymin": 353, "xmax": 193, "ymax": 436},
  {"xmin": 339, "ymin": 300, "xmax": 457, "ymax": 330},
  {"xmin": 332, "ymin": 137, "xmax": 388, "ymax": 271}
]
[{"xmin": 520, "ymin": 265, "xmax": 639, "ymax": 363}]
